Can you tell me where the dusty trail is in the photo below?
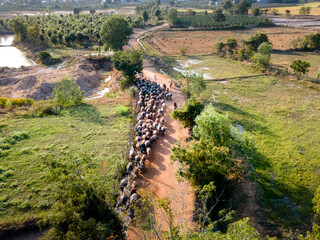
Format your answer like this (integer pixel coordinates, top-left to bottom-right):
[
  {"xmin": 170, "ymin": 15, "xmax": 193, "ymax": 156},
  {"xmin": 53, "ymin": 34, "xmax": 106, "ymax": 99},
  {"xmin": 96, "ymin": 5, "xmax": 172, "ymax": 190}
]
[{"xmin": 127, "ymin": 25, "xmax": 196, "ymax": 239}]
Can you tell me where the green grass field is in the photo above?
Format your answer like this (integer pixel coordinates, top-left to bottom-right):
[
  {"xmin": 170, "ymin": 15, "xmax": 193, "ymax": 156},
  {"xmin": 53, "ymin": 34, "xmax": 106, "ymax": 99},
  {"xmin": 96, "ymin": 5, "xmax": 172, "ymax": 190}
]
[
  {"xmin": 168, "ymin": 54, "xmax": 320, "ymax": 233},
  {"xmin": 0, "ymin": 98, "xmax": 131, "ymax": 227},
  {"xmin": 271, "ymin": 51, "xmax": 320, "ymax": 80}
]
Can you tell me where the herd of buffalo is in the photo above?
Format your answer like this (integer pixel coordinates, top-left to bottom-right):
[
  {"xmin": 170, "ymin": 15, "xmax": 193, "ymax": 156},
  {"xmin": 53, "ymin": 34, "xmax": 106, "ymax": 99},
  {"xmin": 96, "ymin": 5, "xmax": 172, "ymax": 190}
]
[{"xmin": 116, "ymin": 77, "xmax": 173, "ymax": 217}]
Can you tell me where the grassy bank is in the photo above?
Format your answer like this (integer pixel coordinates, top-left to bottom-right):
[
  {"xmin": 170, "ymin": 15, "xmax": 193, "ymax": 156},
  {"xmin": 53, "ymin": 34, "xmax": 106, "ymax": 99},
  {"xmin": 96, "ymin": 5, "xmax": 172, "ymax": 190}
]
[
  {"xmin": 164, "ymin": 54, "xmax": 320, "ymax": 234},
  {"xmin": 0, "ymin": 97, "xmax": 131, "ymax": 227}
]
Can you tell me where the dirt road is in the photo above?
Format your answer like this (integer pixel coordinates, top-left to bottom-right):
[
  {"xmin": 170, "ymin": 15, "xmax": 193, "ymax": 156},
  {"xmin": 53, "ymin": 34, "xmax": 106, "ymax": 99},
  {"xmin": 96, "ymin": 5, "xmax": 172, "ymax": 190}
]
[{"xmin": 127, "ymin": 25, "xmax": 196, "ymax": 239}]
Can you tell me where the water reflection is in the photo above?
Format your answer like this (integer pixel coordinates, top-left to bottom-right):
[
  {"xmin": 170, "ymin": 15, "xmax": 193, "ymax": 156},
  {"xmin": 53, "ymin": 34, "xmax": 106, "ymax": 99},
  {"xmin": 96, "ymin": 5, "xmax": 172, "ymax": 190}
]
[{"xmin": 0, "ymin": 35, "xmax": 37, "ymax": 68}]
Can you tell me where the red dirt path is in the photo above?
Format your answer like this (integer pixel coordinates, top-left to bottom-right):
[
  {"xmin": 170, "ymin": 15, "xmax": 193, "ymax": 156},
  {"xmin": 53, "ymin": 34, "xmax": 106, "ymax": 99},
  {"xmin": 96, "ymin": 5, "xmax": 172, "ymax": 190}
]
[{"xmin": 126, "ymin": 25, "xmax": 196, "ymax": 239}]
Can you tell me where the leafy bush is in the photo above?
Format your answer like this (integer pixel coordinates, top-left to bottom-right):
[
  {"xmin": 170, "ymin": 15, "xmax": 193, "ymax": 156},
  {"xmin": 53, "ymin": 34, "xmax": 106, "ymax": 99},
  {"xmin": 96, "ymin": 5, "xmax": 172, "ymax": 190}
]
[
  {"xmin": 117, "ymin": 105, "xmax": 131, "ymax": 117},
  {"xmin": 0, "ymin": 97, "xmax": 33, "ymax": 108},
  {"xmin": 52, "ymin": 76, "xmax": 84, "ymax": 107},
  {"xmin": 31, "ymin": 101, "xmax": 60, "ymax": 117},
  {"xmin": 245, "ymin": 32, "xmax": 269, "ymax": 51},
  {"xmin": 38, "ymin": 51, "xmax": 52, "ymax": 64},
  {"xmin": 171, "ymin": 98, "xmax": 204, "ymax": 128},
  {"xmin": 112, "ymin": 50, "xmax": 143, "ymax": 83},
  {"xmin": 193, "ymin": 105, "xmax": 236, "ymax": 147}
]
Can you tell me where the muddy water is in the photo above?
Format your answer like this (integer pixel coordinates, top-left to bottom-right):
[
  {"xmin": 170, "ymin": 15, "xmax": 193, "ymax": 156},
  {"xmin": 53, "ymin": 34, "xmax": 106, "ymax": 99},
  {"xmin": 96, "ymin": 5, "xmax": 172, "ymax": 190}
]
[{"xmin": 0, "ymin": 35, "xmax": 36, "ymax": 68}]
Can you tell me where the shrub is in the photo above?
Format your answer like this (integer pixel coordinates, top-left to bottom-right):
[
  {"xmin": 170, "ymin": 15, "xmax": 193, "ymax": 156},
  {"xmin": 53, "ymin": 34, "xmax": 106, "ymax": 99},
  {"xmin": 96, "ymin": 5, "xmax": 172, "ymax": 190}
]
[
  {"xmin": 117, "ymin": 106, "xmax": 130, "ymax": 117},
  {"xmin": 31, "ymin": 101, "xmax": 60, "ymax": 117},
  {"xmin": 38, "ymin": 51, "xmax": 52, "ymax": 64},
  {"xmin": 52, "ymin": 76, "xmax": 84, "ymax": 107},
  {"xmin": 171, "ymin": 98, "xmax": 204, "ymax": 128},
  {"xmin": 245, "ymin": 32, "xmax": 269, "ymax": 51},
  {"xmin": 10, "ymin": 98, "xmax": 34, "ymax": 107},
  {"xmin": 193, "ymin": 105, "xmax": 236, "ymax": 147},
  {"xmin": 290, "ymin": 60, "xmax": 310, "ymax": 80},
  {"xmin": 0, "ymin": 97, "xmax": 8, "ymax": 108},
  {"xmin": 179, "ymin": 46, "xmax": 188, "ymax": 56}
]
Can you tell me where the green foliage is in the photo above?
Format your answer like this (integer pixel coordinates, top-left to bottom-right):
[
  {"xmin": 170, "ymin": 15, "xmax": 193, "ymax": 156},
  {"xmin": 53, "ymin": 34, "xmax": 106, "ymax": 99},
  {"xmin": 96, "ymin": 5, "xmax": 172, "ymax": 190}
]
[
  {"xmin": 222, "ymin": 0, "xmax": 233, "ymax": 11},
  {"xmin": 142, "ymin": 10, "xmax": 150, "ymax": 23},
  {"xmin": 40, "ymin": 152, "xmax": 125, "ymax": 239},
  {"xmin": 233, "ymin": 0, "xmax": 252, "ymax": 15},
  {"xmin": 193, "ymin": 105, "xmax": 236, "ymax": 147},
  {"xmin": 253, "ymin": 42, "xmax": 272, "ymax": 68},
  {"xmin": 99, "ymin": 15, "xmax": 133, "ymax": 52},
  {"xmin": 73, "ymin": 7, "xmax": 81, "ymax": 15},
  {"xmin": 251, "ymin": 7, "xmax": 262, "ymax": 16},
  {"xmin": 290, "ymin": 60, "xmax": 311, "ymax": 79},
  {"xmin": 190, "ymin": 73, "xmax": 207, "ymax": 97},
  {"xmin": 245, "ymin": 32, "xmax": 270, "ymax": 51},
  {"xmin": 0, "ymin": 97, "xmax": 33, "ymax": 109},
  {"xmin": 167, "ymin": 8, "xmax": 178, "ymax": 25},
  {"xmin": 112, "ymin": 50, "xmax": 143, "ymax": 83},
  {"xmin": 253, "ymin": 53, "xmax": 270, "ymax": 69},
  {"xmin": 176, "ymin": 15, "xmax": 273, "ymax": 29},
  {"xmin": 226, "ymin": 38, "xmax": 238, "ymax": 51},
  {"xmin": 10, "ymin": 19, "xmax": 27, "ymax": 42},
  {"xmin": 299, "ymin": 6, "xmax": 311, "ymax": 15},
  {"xmin": 216, "ymin": 41, "xmax": 225, "ymax": 53},
  {"xmin": 52, "ymin": 76, "xmax": 84, "ymax": 107},
  {"xmin": 185, "ymin": 9, "xmax": 196, "ymax": 16},
  {"xmin": 116, "ymin": 105, "xmax": 131, "ymax": 117},
  {"xmin": 291, "ymin": 32, "xmax": 320, "ymax": 50},
  {"xmin": 171, "ymin": 139, "xmax": 242, "ymax": 187},
  {"xmin": 38, "ymin": 51, "xmax": 52, "ymax": 64},
  {"xmin": 212, "ymin": 9, "xmax": 225, "ymax": 23},
  {"xmin": 171, "ymin": 98, "xmax": 205, "ymax": 128}
]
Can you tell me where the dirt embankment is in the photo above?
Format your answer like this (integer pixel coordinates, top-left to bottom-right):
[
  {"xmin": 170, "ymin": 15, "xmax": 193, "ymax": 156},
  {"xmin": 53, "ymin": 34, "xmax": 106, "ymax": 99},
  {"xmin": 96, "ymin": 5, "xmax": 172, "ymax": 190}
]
[{"xmin": 0, "ymin": 57, "xmax": 113, "ymax": 100}]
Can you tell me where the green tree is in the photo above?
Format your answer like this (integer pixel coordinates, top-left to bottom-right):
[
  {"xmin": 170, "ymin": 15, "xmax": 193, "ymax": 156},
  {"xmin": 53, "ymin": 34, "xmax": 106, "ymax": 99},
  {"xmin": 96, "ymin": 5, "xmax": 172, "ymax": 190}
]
[
  {"xmin": 290, "ymin": 60, "xmax": 311, "ymax": 80},
  {"xmin": 73, "ymin": 7, "xmax": 80, "ymax": 15},
  {"xmin": 251, "ymin": 7, "xmax": 261, "ymax": 16},
  {"xmin": 52, "ymin": 76, "xmax": 84, "ymax": 107},
  {"xmin": 213, "ymin": 9, "xmax": 225, "ymax": 22},
  {"xmin": 193, "ymin": 105, "xmax": 236, "ymax": 147},
  {"xmin": 100, "ymin": 15, "xmax": 133, "ymax": 51},
  {"xmin": 154, "ymin": 9, "xmax": 161, "ymax": 18},
  {"xmin": 226, "ymin": 38, "xmax": 237, "ymax": 51},
  {"xmin": 142, "ymin": 10, "xmax": 150, "ymax": 24},
  {"xmin": 253, "ymin": 42, "xmax": 272, "ymax": 68},
  {"xmin": 222, "ymin": 0, "xmax": 233, "ymax": 11},
  {"xmin": 112, "ymin": 50, "xmax": 143, "ymax": 85},
  {"xmin": 233, "ymin": 0, "xmax": 251, "ymax": 15},
  {"xmin": 38, "ymin": 51, "xmax": 52, "ymax": 64},
  {"xmin": 90, "ymin": 9, "xmax": 96, "ymax": 14},
  {"xmin": 190, "ymin": 73, "xmax": 206, "ymax": 97},
  {"xmin": 27, "ymin": 24, "xmax": 41, "ymax": 43},
  {"xmin": 167, "ymin": 8, "xmax": 178, "ymax": 25},
  {"xmin": 40, "ymin": 153, "xmax": 125, "ymax": 239},
  {"xmin": 245, "ymin": 32, "xmax": 269, "ymax": 51},
  {"xmin": 10, "ymin": 19, "xmax": 28, "ymax": 42}
]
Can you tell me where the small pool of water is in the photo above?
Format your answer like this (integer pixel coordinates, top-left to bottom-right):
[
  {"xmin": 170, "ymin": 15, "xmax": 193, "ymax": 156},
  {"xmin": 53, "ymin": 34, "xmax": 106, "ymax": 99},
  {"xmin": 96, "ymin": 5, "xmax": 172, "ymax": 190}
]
[{"xmin": 0, "ymin": 35, "xmax": 37, "ymax": 68}]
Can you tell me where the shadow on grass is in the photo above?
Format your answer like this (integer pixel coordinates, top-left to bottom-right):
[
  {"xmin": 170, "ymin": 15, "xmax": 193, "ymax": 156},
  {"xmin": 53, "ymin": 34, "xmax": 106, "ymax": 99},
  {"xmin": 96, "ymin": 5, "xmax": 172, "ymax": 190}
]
[
  {"xmin": 215, "ymin": 102, "xmax": 277, "ymax": 137},
  {"xmin": 67, "ymin": 104, "xmax": 106, "ymax": 125}
]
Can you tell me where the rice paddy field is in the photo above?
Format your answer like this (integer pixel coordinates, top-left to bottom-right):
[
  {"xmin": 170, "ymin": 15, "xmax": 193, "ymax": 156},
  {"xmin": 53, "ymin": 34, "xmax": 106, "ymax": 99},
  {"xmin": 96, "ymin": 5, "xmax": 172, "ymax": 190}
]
[{"xmin": 0, "ymin": 96, "xmax": 131, "ymax": 227}]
